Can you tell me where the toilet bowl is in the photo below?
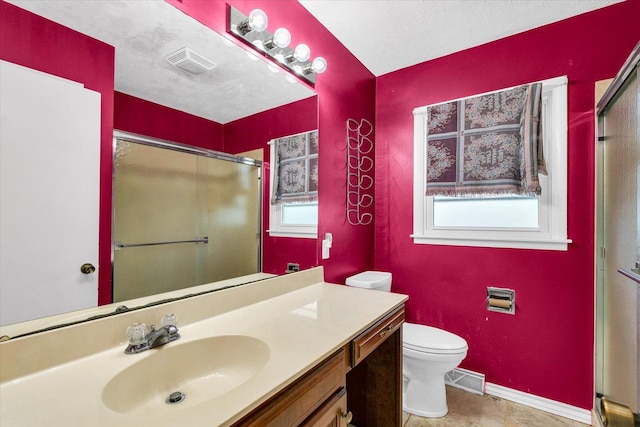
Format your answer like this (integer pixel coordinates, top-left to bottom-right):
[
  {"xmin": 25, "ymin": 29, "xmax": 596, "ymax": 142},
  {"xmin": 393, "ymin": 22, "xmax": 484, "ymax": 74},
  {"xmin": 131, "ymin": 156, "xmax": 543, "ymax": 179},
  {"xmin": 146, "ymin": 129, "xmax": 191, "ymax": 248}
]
[
  {"xmin": 345, "ymin": 271, "xmax": 468, "ymax": 418},
  {"xmin": 402, "ymin": 323, "xmax": 468, "ymax": 417}
]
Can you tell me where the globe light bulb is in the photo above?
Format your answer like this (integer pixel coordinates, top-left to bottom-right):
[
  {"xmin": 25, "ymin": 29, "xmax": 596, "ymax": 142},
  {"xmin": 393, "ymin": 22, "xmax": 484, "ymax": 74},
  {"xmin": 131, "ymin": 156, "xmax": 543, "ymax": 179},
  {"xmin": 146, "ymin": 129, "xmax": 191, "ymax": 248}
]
[
  {"xmin": 311, "ymin": 57, "xmax": 327, "ymax": 73},
  {"xmin": 293, "ymin": 44, "xmax": 311, "ymax": 62},
  {"xmin": 248, "ymin": 9, "xmax": 268, "ymax": 32},
  {"xmin": 273, "ymin": 28, "xmax": 291, "ymax": 49}
]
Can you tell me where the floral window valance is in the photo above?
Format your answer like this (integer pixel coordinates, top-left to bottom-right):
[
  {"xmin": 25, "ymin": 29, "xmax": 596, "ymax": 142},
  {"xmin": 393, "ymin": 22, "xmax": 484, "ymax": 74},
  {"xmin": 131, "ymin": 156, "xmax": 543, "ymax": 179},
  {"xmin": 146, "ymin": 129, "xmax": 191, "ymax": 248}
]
[
  {"xmin": 271, "ymin": 130, "xmax": 318, "ymax": 204},
  {"xmin": 425, "ymin": 83, "xmax": 545, "ymax": 197}
]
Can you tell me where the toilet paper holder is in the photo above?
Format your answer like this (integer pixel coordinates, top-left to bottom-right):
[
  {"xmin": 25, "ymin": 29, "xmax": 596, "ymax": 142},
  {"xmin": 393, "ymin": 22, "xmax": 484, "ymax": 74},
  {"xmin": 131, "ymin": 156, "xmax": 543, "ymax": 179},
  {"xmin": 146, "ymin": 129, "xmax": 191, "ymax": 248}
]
[{"xmin": 487, "ymin": 287, "xmax": 515, "ymax": 314}]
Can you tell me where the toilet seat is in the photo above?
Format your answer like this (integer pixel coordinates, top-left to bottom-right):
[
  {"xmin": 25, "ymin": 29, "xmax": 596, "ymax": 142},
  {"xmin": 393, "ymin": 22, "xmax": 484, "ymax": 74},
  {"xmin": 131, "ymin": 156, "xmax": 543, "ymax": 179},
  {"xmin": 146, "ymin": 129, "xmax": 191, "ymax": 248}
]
[{"xmin": 403, "ymin": 323, "xmax": 468, "ymax": 354}]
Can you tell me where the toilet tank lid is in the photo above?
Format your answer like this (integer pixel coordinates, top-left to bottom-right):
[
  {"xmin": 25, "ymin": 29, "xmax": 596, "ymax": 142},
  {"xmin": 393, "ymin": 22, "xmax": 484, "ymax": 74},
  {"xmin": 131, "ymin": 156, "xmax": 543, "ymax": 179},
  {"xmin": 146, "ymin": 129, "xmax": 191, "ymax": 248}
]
[
  {"xmin": 403, "ymin": 323, "xmax": 468, "ymax": 352},
  {"xmin": 345, "ymin": 271, "xmax": 392, "ymax": 289}
]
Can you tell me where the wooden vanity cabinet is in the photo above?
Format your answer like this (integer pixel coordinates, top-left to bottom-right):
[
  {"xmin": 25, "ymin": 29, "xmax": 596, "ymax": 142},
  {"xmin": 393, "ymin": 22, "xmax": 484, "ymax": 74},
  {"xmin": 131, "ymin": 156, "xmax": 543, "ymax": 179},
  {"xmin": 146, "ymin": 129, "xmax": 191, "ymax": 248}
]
[
  {"xmin": 347, "ymin": 305, "xmax": 405, "ymax": 427},
  {"xmin": 233, "ymin": 304, "xmax": 405, "ymax": 427}
]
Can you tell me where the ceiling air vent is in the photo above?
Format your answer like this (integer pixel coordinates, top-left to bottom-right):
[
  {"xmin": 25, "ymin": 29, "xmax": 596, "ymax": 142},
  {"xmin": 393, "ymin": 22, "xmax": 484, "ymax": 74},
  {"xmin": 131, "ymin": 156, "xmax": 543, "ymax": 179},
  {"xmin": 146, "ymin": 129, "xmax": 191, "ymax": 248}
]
[{"xmin": 165, "ymin": 47, "xmax": 216, "ymax": 75}]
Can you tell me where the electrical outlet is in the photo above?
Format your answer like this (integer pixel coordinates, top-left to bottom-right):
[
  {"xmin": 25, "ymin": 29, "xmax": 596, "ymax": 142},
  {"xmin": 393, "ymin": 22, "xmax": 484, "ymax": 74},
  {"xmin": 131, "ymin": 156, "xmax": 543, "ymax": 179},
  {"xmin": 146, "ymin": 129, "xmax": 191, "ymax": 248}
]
[{"xmin": 286, "ymin": 263, "xmax": 300, "ymax": 273}]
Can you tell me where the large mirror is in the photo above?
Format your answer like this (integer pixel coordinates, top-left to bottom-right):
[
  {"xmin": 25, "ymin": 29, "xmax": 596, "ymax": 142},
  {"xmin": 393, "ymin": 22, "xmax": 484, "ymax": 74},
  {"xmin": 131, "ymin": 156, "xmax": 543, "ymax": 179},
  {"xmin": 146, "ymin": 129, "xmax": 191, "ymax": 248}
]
[{"xmin": 0, "ymin": 0, "xmax": 318, "ymax": 337}]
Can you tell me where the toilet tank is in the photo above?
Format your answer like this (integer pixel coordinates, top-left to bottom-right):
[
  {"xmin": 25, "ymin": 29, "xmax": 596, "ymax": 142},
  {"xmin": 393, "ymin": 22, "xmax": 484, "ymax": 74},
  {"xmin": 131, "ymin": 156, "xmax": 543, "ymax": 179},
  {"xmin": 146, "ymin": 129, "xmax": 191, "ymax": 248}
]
[{"xmin": 345, "ymin": 271, "xmax": 392, "ymax": 292}]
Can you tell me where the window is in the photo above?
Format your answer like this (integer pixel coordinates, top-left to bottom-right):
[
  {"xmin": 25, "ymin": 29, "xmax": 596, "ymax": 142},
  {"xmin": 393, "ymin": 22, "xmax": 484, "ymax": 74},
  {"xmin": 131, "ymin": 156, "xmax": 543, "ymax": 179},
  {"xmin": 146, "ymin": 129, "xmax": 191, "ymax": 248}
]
[
  {"xmin": 268, "ymin": 131, "xmax": 318, "ymax": 239},
  {"xmin": 269, "ymin": 201, "xmax": 318, "ymax": 238},
  {"xmin": 412, "ymin": 76, "xmax": 571, "ymax": 250}
]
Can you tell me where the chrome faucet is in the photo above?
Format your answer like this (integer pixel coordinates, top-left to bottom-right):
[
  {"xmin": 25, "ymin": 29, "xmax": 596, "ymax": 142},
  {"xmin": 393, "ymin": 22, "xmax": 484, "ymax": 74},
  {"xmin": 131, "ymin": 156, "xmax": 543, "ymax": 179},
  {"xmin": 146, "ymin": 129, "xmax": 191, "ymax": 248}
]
[{"xmin": 125, "ymin": 314, "xmax": 180, "ymax": 354}]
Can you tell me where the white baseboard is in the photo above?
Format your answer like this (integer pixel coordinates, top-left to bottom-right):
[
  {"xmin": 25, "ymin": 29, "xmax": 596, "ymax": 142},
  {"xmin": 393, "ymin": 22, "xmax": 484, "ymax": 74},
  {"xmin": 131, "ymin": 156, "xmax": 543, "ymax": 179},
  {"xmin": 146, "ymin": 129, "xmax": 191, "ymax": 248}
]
[
  {"xmin": 591, "ymin": 409, "xmax": 603, "ymax": 427},
  {"xmin": 485, "ymin": 383, "xmax": 592, "ymax": 425}
]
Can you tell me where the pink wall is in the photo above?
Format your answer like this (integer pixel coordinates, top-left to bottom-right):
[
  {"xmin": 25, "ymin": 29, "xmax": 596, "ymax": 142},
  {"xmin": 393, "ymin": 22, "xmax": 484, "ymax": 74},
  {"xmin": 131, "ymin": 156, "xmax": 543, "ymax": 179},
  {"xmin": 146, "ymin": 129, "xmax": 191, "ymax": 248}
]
[
  {"xmin": 374, "ymin": 1, "xmax": 640, "ymax": 409},
  {"xmin": 225, "ymin": 97, "xmax": 319, "ymax": 275},
  {"xmin": 114, "ymin": 92, "xmax": 224, "ymax": 151},
  {"xmin": 0, "ymin": 0, "xmax": 116, "ymax": 305},
  {"xmin": 167, "ymin": 0, "xmax": 377, "ymax": 284}
]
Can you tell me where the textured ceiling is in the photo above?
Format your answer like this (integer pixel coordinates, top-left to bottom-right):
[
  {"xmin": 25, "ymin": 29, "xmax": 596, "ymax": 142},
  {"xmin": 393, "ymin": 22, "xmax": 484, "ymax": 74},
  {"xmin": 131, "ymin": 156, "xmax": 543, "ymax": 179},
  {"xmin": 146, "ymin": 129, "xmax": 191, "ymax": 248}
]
[
  {"xmin": 6, "ymin": 0, "xmax": 316, "ymax": 124},
  {"xmin": 7, "ymin": 0, "xmax": 623, "ymax": 123},
  {"xmin": 299, "ymin": 0, "xmax": 623, "ymax": 76}
]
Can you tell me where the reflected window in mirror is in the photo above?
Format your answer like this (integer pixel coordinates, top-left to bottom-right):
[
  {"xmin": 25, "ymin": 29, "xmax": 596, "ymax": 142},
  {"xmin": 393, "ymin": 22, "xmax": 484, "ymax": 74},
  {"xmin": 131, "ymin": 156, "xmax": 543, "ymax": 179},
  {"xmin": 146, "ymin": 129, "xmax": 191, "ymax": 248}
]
[{"xmin": 268, "ymin": 130, "xmax": 318, "ymax": 239}]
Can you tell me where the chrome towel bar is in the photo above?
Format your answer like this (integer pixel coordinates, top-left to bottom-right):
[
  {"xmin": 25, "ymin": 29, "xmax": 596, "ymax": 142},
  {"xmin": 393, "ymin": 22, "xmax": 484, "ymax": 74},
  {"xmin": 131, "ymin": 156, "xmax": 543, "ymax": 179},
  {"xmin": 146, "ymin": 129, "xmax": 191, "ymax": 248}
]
[{"xmin": 115, "ymin": 237, "xmax": 208, "ymax": 250}]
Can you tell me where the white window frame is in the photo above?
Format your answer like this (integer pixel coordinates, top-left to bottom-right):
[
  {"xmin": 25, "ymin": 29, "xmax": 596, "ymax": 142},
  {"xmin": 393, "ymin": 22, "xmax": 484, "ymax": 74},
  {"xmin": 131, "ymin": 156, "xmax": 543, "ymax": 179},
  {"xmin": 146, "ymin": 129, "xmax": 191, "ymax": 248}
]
[
  {"xmin": 267, "ymin": 141, "xmax": 318, "ymax": 239},
  {"xmin": 412, "ymin": 76, "xmax": 571, "ymax": 250}
]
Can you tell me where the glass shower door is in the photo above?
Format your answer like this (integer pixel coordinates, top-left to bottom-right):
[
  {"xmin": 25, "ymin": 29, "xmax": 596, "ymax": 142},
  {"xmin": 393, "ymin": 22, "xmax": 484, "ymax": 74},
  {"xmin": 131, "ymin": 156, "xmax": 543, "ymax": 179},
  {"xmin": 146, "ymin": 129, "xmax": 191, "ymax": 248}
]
[
  {"xmin": 197, "ymin": 156, "xmax": 260, "ymax": 283},
  {"xmin": 595, "ymin": 62, "xmax": 639, "ymax": 419},
  {"xmin": 113, "ymin": 139, "xmax": 260, "ymax": 302}
]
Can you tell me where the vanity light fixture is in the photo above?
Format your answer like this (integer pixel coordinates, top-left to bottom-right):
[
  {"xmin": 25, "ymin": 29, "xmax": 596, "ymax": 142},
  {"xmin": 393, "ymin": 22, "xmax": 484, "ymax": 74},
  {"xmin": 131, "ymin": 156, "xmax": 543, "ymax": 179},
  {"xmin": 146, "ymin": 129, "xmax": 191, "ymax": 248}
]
[{"xmin": 228, "ymin": 6, "xmax": 327, "ymax": 85}]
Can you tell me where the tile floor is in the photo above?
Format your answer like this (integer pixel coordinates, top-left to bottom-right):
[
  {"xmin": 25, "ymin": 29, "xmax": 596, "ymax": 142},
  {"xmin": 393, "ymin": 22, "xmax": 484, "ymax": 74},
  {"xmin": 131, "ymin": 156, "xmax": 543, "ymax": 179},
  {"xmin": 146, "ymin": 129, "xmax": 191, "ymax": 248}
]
[{"xmin": 402, "ymin": 387, "xmax": 589, "ymax": 427}]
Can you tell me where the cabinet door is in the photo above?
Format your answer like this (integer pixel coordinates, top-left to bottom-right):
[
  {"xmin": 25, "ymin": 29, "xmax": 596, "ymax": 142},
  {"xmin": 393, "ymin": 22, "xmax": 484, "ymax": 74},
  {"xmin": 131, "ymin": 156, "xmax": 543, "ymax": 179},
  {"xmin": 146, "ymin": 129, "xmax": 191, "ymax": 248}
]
[{"xmin": 300, "ymin": 388, "xmax": 349, "ymax": 427}]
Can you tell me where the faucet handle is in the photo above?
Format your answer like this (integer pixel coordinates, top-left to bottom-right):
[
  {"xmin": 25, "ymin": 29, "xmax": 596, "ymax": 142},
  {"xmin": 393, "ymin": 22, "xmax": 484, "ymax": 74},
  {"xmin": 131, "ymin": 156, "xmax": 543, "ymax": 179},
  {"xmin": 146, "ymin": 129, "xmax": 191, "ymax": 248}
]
[
  {"xmin": 161, "ymin": 313, "xmax": 180, "ymax": 342},
  {"xmin": 126, "ymin": 322, "xmax": 148, "ymax": 345},
  {"xmin": 161, "ymin": 313, "xmax": 178, "ymax": 328}
]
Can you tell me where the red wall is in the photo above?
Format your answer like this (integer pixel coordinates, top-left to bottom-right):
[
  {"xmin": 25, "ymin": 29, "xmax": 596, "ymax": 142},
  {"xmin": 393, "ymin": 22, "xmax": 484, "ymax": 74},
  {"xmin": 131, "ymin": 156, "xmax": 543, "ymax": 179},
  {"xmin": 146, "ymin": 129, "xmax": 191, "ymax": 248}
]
[
  {"xmin": 374, "ymin": 1, "xmax": 640, "ymax": 409},
  {"xmin": 114, "ymin": 92, "xmax": 224, "ymax": 151},
  {"xmin": 167, "ymin": 0, "xmax": 378, "ymax": 283},
  {"xmin": 225, "ymin": 97, "xmax": 319, "ymax": 275},
  {"xmin": 0, "ymin": 0, "xmax": 116, "ymax": 305}
]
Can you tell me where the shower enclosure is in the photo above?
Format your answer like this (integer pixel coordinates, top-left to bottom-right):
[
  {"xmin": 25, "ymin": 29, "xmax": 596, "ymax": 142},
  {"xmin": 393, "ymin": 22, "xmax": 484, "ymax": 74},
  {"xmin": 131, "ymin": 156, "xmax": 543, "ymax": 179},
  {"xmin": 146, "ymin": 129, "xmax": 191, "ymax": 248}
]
[
  {"xmin": 594, "ymin": 43, "xmax": 639, "ymax": 425},
  {"xmin": 112, "ymin": 133, "xmax": 261, "ymax": 302}
]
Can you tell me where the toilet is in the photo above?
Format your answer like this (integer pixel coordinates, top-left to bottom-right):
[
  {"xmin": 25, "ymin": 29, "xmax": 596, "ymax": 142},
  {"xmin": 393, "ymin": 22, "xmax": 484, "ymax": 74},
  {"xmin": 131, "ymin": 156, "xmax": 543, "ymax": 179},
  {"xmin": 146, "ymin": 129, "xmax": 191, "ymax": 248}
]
[{"xmin": 345, "ymin": 271, "xmax": 468, "ymax": 418}]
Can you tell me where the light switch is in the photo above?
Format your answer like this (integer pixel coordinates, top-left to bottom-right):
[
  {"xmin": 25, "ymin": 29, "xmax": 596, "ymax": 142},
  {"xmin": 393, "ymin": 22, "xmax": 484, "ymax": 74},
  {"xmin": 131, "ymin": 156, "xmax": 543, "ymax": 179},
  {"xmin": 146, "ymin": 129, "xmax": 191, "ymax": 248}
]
[{"xmin": 322, "ymin": 232, "xmax": 333, "ymax": 259}]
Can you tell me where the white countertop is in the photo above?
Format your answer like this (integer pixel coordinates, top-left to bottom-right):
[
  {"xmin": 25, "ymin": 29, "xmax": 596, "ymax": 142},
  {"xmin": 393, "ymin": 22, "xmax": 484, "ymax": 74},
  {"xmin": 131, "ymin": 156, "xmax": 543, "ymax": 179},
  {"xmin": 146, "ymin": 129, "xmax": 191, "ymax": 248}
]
[{"xmin": 0, "ymin": 270, "xmax": 407, "ymax": 426}]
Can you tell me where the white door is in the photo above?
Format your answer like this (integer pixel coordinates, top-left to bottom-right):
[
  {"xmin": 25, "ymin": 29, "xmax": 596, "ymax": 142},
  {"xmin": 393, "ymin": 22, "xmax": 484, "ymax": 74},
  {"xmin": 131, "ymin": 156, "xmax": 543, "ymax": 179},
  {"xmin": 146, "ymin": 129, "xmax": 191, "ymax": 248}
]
[{"xmin": 0, "ymin": 60, "xmax": 101, "ymax": 326}]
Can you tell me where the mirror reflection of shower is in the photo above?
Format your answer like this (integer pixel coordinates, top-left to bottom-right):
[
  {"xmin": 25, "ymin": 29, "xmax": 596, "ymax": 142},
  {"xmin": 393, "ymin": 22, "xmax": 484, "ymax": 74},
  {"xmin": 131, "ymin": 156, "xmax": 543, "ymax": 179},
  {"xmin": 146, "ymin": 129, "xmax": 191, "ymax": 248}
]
[{"xmin": 112, "ymin": 134, "xmax": 261, "ymax": 302}]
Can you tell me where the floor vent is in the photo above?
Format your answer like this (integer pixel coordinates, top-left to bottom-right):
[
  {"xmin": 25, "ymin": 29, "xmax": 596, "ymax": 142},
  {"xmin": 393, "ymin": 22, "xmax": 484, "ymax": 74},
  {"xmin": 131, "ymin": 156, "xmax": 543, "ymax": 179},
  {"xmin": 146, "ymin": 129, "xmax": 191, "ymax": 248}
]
[{"xmin": 445, "ymin": 368, "xmax": 485, "ymax": 395}]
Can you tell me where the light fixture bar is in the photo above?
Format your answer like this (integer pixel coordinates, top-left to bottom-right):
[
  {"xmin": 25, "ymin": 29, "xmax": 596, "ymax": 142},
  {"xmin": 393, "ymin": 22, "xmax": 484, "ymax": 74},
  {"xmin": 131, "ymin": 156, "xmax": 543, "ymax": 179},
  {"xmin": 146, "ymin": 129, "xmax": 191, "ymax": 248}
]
[{"xmin": 227, "ymin": 5, "xmax": 324, "ymax": 85}]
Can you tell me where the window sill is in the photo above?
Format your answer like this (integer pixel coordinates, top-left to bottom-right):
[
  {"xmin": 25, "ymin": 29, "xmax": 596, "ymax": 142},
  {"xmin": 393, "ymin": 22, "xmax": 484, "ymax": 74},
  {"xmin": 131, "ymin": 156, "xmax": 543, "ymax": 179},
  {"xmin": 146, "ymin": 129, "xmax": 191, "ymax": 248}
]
[
  {"xmin": 411, "ymin": 234, "xmax": 571, "ymax": 251},
  {"xmin": 267, "ymin": 230, "xmax": 318, "ymax": 239}
]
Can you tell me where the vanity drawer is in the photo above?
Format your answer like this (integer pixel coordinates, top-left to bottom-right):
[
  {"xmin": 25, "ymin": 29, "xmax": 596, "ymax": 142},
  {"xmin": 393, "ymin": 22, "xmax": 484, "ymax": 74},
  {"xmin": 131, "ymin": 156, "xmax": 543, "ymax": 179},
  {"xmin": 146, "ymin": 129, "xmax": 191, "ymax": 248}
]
[
  {"xmin": 234, "ymin": 348, "xmax": 345, "ymax": 427},
  {"xmin": 351, "ymin": 305, "xmax": 404, "ymax": 367}
]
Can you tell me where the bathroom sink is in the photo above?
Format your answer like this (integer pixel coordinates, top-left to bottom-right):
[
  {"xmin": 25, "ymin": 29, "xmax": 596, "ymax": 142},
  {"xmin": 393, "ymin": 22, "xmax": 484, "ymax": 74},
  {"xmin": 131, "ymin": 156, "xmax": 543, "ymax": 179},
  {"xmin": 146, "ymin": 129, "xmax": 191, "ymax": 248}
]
[{"xmin": 102, "ymin": 335, "xmax": 270, "ymax": 415}]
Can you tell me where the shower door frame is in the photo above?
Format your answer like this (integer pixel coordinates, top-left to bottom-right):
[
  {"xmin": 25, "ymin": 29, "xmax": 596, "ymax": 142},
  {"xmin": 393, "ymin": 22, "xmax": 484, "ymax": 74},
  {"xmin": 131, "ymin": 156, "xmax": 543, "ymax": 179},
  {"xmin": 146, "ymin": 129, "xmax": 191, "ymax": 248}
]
[
  {"xmin": 111, "ymin": 130, "xmax": 263, "ymax": 299},
  {"xmin": 594, "ymin": 42, "xmax": 640, "ymax": 424}
]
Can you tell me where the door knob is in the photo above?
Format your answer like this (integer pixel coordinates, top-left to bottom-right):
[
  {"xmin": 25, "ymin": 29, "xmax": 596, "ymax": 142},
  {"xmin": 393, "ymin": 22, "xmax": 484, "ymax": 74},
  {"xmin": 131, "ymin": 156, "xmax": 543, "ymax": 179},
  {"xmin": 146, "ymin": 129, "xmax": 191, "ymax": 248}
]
[
  {"xmin": 80, "ymin": 263, "xmax": 96, "ymax": 274},
  {"xmin": 342, "ymin": 411, "xmax": 353, "ymax": 424}
]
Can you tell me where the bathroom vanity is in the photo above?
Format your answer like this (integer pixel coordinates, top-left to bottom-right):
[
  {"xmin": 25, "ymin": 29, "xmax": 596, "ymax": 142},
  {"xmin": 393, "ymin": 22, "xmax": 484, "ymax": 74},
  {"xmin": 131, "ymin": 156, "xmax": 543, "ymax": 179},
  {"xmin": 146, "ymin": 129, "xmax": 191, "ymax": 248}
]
[
  {"xmin": 0, "ymin": 267, "xmax": 407, "ymax": 426},
  {"xmin": 235, "ymin": 305, "xmax": 405, "ymax": 426}
]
